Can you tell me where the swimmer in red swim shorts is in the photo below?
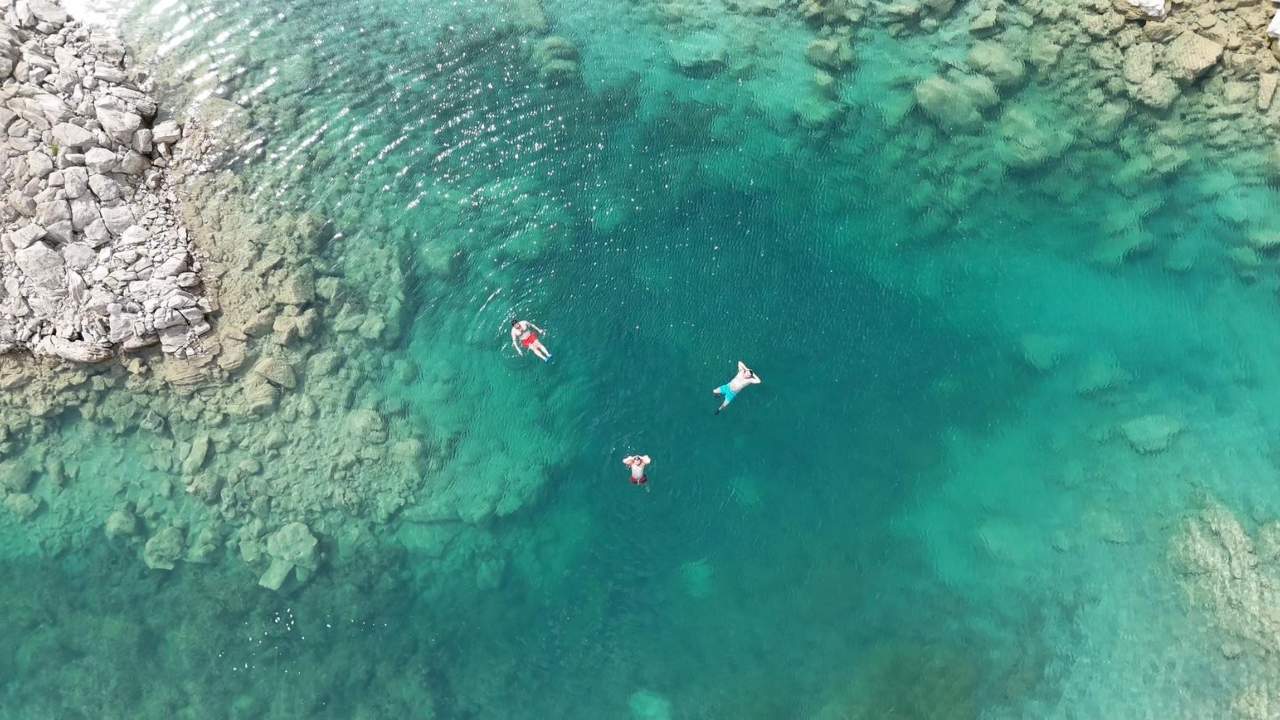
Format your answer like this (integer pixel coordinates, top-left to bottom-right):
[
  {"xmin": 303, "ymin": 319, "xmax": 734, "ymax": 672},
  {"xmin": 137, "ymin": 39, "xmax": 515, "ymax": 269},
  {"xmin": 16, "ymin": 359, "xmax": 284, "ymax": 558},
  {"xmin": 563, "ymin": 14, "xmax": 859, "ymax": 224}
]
[
  {"xmin": 511, "ymin": 320, "xmax": 552, "ymax": 362},
  {"xmin": 623, "ymin": 455, "xmax": 651, "ymax": 492}
]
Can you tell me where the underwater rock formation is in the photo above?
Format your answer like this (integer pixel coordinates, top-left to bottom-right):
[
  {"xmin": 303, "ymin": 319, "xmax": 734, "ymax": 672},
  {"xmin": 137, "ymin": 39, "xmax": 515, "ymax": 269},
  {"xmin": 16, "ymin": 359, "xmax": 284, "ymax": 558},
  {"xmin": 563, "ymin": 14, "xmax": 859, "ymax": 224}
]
[{"xmin": 258, "ymin": 521, "xmax": 319, "ymax": 591}]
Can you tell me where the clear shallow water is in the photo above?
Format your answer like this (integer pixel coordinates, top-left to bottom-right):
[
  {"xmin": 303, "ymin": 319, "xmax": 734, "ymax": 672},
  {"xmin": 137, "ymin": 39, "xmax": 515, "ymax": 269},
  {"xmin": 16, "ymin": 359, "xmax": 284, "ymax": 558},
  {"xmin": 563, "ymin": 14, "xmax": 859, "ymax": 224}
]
[{"xmin": 9, "ymin": 0, "xmax": 1280, "ymax": 717}]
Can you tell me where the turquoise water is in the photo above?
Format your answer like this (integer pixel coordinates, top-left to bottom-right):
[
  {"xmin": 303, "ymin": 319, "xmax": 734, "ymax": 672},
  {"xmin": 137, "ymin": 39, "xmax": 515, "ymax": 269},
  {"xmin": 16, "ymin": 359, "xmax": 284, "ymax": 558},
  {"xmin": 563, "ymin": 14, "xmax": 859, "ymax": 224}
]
[{"xmin": 8, "ymin": 0, "xmax": 1280, "ymax": 716}]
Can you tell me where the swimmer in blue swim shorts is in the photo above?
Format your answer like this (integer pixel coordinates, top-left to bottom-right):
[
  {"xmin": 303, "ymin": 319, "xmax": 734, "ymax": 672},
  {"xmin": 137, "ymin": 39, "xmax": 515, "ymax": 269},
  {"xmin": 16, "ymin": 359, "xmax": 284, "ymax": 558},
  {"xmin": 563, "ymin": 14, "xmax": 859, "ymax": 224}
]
[{"xmin": 713, "ymin": 360, "xmax": 761, "ymax": 414}]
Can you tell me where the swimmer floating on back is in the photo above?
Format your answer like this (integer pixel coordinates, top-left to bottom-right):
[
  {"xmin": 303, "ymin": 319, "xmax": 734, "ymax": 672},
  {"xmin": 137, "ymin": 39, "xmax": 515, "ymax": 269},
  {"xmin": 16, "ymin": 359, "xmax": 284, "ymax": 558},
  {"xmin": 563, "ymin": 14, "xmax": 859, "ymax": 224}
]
[
  {"xmin": 511, "ymin": 320, "xmax": 552, "ymax": 362},
  {"xmin": 713, "ymin": 360, "xmax": 761, "ymax": 414},
  {"xmin": 623, "ymin": 454, "xmax": 651, "ymax": 492}
]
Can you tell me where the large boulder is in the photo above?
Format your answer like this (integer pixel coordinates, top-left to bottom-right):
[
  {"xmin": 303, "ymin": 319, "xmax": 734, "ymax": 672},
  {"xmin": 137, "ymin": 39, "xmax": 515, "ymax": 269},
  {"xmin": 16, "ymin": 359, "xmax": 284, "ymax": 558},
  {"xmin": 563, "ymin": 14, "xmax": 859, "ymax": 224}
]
[
  {"xmin": 0, "ymin": 462, "xmax": 34, "ymax": 493},
  {"xmin": 251, "ymin": 355, "xmax": 297, "ymax": 389},
  {"xmin": 51, "ymin": 122, "xmax": 95, "ymax": 150},
  {"xmin": 669, "ymin": 32, "xmax": 728, "ymax": 77},
  {"xmin": 996, "ymin": 106, "xmax": 1071, "ymax": 169},
  {"xmin": 151, "ymin": 120, "xmax": 182, "ymax": 144},
  {"xmin": 84, "ymin": 147, "xmax": 117, "ymax": 173},
  {"xmin": 258, "ymin": 522, "xmax": 320, "ymax": 591},
  {"xmin": 1122, "ymin": 42, "xmax": 1155, "ymax": 85},
  {"xmin": 966, "ymin": 42, "xmax": 1024, "ymax": 89},
  {"xmin": 27, "ymin": 0, "xmax": 69, "ymax": 25},
  {"xmin": 629, "ymin": 690, "xmax": 673, "ymax": 720},
  {"xmin": 15, "ymin": 242, "xmax": 64, "ymax": 291},
  {"xmin": 143, "ymin": 527, "xmax": 185, "ymax": 570},
  {"xmin": 36, "ymin": 336, "xmax": 112, "ymax": 363},
  {"xmin": 915, "ymin": 76, "xmax": 981, "ymax": 131},
  {"xmin": 1166, "ymin": 32, "xmax": 1223, "ymax": 83},
  {"xmin": 806, "ymin": 37, "xmax": 854, "ymax": 72},
  {"xmin": 1120, "ymin": 414, "xmax": 1183, "ymax": 454},
  {"xmin": 1133, "ymin": 74, "xmax": 1179, "ymax": 110},
  {"xmin": 914, "ymin": 73, "xmax": 998, "ymax": 132}
]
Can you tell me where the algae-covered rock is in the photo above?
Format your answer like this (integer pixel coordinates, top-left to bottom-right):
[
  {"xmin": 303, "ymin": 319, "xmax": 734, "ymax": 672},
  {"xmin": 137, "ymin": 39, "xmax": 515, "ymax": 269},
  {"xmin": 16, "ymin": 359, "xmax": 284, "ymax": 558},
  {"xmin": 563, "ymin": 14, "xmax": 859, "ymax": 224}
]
[
  {"xmin": 914, "ymin": 75, "xmax": 980, "ymax": 131},
  {"xmin": 0, "ymin": 461, "xmax": 33, "ymax": 493},
  {"xmin": 251, "ymin": 356, "xmax": 297, "ymax": 389},
  {"xmin": 996, "ymin": 106, "xmax": 1070, "ymax": 169},
  {"xmin": 966, "ymin": 41, "xmax": 1024, "ymax": 89},
  {"xmin": 348, "ymin": 408, "xmax": 388, "ymax": 444},
  {"xmin": 1119, "ymin": 413, "xmax": 1183, "ymax": 454},
  {"xmin": 1018, "ymin": 334, "xmax": 1068, "ymax": 372},
  {"xmin": 669, "ymin": 31, "xmax": 729, "ymax": 77},
  {"xmin": 1075, "ymin": 353, "xmax": 1130, "ymax": 395},
  {"xmin": 795, "ymin": 94, "xmax": 845, "ymax": 130},
  {"xmin": 259, "ymin": 521, "xmax": 319, "ymax": 591},
  {"xmin": 144, "ymin": 527, "xmax": 185, "ymax": 570},
  {"xmin": 181, "ymin": 433, "xmax": 211, "ymax": 475},
  {"xmin": 4, "ymin": 493, "xmax": 41, "ymax": 520},
  {"xmin": 806, "ymin": 37, "xmax": 854, "ymax": 72},
  {"xmin": 1133, "ymin": 74, "xmax": 1179, "ymax": 110},
  {"xmin": 1166, "ymin": 32, "xmax": 1223, "ymax": 83},
  {"xmin": 629, "ymin": 690, "xmax": 672, "ymax": 720},
  {"xmin": 105, "ymin": 505, "xmax": 139, "ymax": 539},
  {"xmin": 1122, "ymin": 42, "xmax": 1154, "ymax": 85}
]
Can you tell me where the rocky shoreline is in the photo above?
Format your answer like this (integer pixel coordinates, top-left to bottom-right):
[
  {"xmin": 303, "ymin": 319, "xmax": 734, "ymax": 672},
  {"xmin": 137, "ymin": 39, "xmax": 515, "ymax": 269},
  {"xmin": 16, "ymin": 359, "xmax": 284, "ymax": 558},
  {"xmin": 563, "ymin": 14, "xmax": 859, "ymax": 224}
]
[{"xmin": 1, "ymin": 0, "xmax": 209, "ymax": 363}]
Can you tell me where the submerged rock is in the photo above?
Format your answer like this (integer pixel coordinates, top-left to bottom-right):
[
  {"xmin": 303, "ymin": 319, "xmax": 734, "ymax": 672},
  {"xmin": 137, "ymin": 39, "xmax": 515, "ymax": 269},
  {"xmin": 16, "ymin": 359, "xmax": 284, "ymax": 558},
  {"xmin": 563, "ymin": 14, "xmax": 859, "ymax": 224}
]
[
  {"xmin": 0, "ymin": 462, "xmax": 34, "ymax": 493},
  {"xmin": 914, "ymin": 75, "xmax": 981, "ymax": 131},
  {"xmin": 1166, "ymin": 32, "xmax": 1223, "ymax": 84},
  {"xmin": 629, "ymin": 690, "xmax": 672, "ymax": 720},
  {"xmin": 143, "ymin": 527, "xmax": 185, "ymax": 570},
  {"xmin": 966, "ymin": 42, "xmax": 1024, "ymax": 90},
  {"xmin": 258, "ymin": 522, "xmax": 320, "ymax": 591},
  {"xmin": 806, "ymin": 37, "xmax": 854, "ymax": 72},
  {"xmin": 1119, "ymin": 413, "xmax": 1183, "ymax": 454},
  {"xmin": 105, "ymin": 506, "xmax": 140, "ymax": 539},
  {"xmin": 4, "ymin": 493, "xmax": 41, "ymax": 521},
  {"xmin": 669, "ymin": 31, "xmax": 729, "ymax": 77},
  {"xmin": 1132, "ymin": 74, "xmax": 1179, "ymax": 111},
  {"xmin": 182, "ymin": 433, "xmax": 211, "ymax": 475},
  {"xmin": 996, "ymin": 106, "xmax": 1071, "ymax": 169}
]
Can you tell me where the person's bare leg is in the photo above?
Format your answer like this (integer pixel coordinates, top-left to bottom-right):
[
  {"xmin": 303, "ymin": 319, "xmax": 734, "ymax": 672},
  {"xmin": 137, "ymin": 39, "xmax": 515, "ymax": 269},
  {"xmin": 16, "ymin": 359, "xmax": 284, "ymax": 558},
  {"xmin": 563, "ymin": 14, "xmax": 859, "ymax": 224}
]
[{"xmin": 534, "ymin": 343, "xmax": 551, "ymax": 361}]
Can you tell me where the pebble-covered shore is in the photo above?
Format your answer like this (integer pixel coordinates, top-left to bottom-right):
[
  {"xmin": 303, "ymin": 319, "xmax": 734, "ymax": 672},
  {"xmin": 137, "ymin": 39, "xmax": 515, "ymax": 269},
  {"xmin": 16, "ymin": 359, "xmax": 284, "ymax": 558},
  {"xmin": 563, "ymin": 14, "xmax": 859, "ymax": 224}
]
[{"xmin": 1, "ymin": 0, "xmax": 211, "ymax": 362}]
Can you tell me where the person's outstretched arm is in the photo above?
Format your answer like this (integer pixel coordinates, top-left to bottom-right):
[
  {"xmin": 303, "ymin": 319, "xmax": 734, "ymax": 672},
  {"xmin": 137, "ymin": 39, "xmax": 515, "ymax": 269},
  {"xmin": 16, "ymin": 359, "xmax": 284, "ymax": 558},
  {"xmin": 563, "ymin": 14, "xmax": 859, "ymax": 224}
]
[
  {"xmin": 512, "ymin": 332, "xmax": 523, "ymax": 354},
  {"xmin": 531, "ymin": 323, "xmax": 545, "ymax": 334}
]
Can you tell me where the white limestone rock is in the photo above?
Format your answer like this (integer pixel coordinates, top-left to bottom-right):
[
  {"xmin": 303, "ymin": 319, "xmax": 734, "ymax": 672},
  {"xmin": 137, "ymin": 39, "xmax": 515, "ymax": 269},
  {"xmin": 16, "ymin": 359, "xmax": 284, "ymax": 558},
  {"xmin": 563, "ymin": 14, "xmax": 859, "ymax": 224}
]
[
  {"xmin": 151, "ymin": 120, "xmax": 181, "ymax": 144},
  {"xmin": 36, "ymin": 335, "xmax": 112, "ymax": 362},
  {"xmin": 15, "ymin": 242, "xmax": 64, "ymax": 290},
  {"xmin": 62, "ymin": 166, "xmax": 88, "ymax": 198},
  {"xmin": 8, "ymin": 224, "xmax": 46, "ymax": 249},
  {"xmin": 51, "ymin": 121, "xmax": 94, "ymax": 150},
  {"xmin": 98, "ymin": 203, "xmax": 135, "ymax": 235},
  {"xmin": 87, "ymin": 174, "xmax": 120, "ymax": 201},
  {"xmin": 83, "ymin": 146, "xmax": 116, "ymax": 173},
  {"xmin": 27, "ymin": 0, "xmax": 69, "ymax": 26},
  {"xmin": 1113, "ymin": 0, "xmax": 1167, "ymax": 20}
]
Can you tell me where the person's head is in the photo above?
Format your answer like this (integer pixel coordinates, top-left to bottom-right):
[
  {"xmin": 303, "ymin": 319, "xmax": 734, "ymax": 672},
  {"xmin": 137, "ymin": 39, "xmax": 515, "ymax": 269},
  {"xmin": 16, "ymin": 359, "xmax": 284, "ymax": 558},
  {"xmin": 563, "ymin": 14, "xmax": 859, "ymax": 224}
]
[{"xmin": 511, "ymin": 320, "xmax": 520, "ymax": 328}]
